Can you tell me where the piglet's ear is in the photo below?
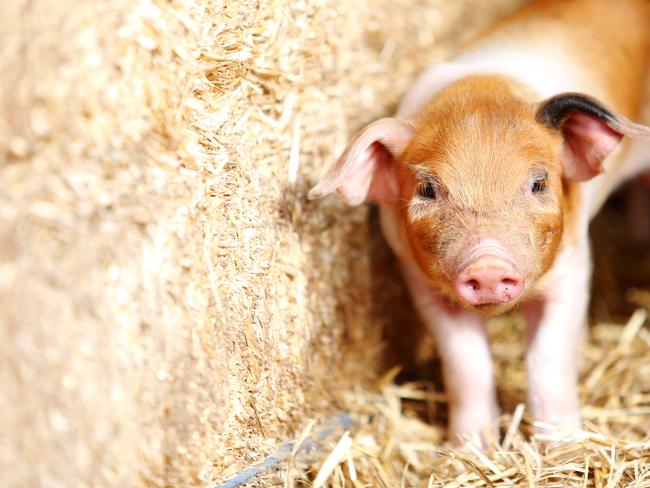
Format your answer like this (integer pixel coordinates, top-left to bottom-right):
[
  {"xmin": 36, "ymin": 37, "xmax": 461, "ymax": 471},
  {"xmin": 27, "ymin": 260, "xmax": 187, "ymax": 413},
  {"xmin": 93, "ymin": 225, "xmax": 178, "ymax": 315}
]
[
  {"xmin": 309, "ymin": 118, "xmax": 415, "ymax": 205},
  {"xmin": 537, "ymin": 93, "xmax": 650, "ymax": 181}
]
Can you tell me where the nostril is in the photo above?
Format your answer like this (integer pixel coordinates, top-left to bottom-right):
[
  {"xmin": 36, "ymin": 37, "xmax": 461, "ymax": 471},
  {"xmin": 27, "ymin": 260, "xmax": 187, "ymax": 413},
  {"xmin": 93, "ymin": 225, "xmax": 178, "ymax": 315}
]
[
  {"xmin": 466, "ymin": 278, "xmax": 480, "ymax": 291},
  {"xmin": 501, "ymin": 278, "xmax": 519, "ymax": 287}
]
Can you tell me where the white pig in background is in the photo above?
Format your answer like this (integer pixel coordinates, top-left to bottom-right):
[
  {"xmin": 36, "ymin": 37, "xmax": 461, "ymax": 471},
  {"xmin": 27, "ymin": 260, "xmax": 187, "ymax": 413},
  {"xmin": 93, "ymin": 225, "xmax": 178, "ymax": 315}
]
[{"xmin": 310, "ymin": 0, "xmax": 650, "ymax": 444}]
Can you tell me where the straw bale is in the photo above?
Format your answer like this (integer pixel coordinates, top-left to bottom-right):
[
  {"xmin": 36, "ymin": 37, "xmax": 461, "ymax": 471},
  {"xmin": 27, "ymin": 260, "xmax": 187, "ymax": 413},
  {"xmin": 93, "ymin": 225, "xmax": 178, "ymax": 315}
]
[{"xmin": 6, "ymin": 0, "xmax": 649, "ymax": 486}]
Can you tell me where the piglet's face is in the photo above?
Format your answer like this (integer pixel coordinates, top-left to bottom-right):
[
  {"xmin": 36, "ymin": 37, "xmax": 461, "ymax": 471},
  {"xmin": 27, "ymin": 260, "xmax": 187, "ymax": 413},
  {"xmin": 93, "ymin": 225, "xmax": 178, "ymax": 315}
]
[
  {"xmin": 397, "ymin": 92, "xmax": 565, "ymax": 315},
  {"xmin": 310, "ymin": 75, "xmax": 650, "ymax": 316}
]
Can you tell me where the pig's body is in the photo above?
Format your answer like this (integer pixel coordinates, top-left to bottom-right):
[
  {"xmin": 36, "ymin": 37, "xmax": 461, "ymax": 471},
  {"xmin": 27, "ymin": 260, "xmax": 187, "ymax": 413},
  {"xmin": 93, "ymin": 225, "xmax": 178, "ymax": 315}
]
[{"xmin": 312, "ymin": 0, "xmax": 650, "ymax": 444}]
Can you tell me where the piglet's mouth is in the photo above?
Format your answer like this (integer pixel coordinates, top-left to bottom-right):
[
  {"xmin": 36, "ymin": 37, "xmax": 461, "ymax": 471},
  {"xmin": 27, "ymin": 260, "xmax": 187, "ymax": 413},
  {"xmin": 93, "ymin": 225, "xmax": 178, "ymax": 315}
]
[{"xmin": 469, "ymin": 300, "xmax": 522, "ymax": 317}]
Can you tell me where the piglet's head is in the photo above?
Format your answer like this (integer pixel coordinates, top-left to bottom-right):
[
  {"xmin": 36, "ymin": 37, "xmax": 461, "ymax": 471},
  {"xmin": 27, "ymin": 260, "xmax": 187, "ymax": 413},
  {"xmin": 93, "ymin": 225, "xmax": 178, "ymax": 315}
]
[{"xmin": 310, "ymin": 77, "xmax": 650, "ymax": 315}]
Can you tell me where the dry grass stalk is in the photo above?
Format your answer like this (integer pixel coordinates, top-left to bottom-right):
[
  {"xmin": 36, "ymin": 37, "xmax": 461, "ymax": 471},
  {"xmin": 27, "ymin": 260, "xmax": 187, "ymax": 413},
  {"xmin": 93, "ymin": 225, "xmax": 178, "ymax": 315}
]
[{"xmin": 259, "ymin": 303, "xmax": 650, "ymax": 487}]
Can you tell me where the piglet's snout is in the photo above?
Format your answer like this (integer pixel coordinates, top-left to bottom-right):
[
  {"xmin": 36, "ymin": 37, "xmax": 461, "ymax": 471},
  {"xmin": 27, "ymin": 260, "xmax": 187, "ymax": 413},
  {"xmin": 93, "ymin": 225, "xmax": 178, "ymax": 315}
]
[{"xmin": 454, "ymin": 255, "xmax": 524, "ymax": 305}]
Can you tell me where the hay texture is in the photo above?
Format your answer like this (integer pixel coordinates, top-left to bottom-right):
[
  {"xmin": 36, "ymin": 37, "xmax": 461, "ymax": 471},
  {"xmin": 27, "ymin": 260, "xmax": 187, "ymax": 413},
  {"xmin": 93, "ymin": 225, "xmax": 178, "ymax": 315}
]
[
  {"xmin": 256, "ymin": 309, "xmax": 650, "ymax": 487},
  {"xmin": 3, "ymin": 0, "xmax": 649, "ymax": 486}
]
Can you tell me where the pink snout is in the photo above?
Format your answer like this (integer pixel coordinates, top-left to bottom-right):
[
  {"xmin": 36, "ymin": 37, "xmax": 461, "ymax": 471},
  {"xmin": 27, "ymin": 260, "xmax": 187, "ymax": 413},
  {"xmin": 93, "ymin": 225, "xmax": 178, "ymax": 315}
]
[{"xmin": 454, "ymin": 255, "xmax": 524, "ymax": 306}]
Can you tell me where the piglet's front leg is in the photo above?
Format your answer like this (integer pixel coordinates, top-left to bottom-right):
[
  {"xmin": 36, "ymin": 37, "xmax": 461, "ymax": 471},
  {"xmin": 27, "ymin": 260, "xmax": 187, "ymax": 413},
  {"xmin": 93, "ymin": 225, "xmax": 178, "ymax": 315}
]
[
  {"xmin": 402, "ymin": 265, "xmax": 500, "ymax": 446},
  {"xmin": 523, "ymin": 241, "xmax": 591, "ymax": 432}
]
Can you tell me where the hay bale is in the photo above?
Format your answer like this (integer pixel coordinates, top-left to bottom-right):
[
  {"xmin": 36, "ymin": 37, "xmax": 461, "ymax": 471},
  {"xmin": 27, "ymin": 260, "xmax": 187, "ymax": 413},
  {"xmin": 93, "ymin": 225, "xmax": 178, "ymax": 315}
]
[{"xmin": 19, "ymin": 0, "xmax": 650, "ymax": 485}]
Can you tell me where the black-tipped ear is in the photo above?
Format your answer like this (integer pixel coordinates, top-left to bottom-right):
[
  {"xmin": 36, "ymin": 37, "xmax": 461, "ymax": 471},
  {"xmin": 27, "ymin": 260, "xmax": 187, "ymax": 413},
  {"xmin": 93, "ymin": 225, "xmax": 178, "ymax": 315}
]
[
  {"xmin": 538, "ymin": 93, "xmax": 618, "ymax": 130},
  {"xmin": 537, "ymin": 93, "xmax": 650, "ymax": 181}
]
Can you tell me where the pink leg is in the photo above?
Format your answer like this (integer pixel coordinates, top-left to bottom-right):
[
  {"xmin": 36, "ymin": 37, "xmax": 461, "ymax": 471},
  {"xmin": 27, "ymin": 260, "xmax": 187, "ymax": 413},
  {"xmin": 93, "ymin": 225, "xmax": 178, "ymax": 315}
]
[
  {"xmin": 403, "ymin": 266, "xmax": 499, "ymax": 445},
  {"xmin": 522, "ymin": 242, "xmax": 591, "ymax": 431}
]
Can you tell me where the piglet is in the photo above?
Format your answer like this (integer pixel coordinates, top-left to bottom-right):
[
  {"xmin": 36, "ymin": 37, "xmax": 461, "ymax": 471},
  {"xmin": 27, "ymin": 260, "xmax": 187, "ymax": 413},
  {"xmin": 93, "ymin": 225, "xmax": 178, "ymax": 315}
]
[{"xmin": 310, "ymin": 0, "xmax": 650, "ymax": 444}]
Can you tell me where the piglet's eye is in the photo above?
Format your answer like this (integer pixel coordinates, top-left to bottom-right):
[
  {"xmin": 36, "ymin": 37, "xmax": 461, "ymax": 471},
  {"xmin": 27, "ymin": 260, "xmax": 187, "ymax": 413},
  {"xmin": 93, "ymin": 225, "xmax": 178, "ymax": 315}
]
[
  {"xmin": 418, "ymin": 182, "xmax": 437, "ymax": 199},
  {"xmin": 531, "ymin": 178, "xmax": 546, "ymax": 193}
]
